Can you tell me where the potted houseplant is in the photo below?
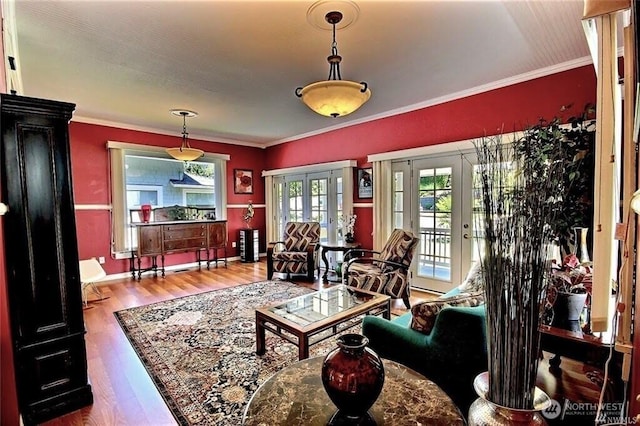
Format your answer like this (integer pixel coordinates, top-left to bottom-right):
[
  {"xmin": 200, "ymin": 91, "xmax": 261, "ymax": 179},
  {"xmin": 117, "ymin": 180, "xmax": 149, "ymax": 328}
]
[
  {"xmin": 469, "ymin": 124, "xmax": 565, "ymax": 423},
  {"xmin": 545, "ymin": 253, "xmax": 591, "ymax": 332},
  {"xmin": 524, "ymin": 104, "xmax": 596, "ymax": 257}
]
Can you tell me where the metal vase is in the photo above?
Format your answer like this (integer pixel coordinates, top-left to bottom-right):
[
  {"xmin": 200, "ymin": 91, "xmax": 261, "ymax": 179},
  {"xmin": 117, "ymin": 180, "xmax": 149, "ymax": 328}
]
[
  {"xmin": 468, "ymin": 372, "xmax": 551, "ymax": 425},
  {"xmin": 572, "ymin": 227, "xmax": 590, "ymax": 264}
]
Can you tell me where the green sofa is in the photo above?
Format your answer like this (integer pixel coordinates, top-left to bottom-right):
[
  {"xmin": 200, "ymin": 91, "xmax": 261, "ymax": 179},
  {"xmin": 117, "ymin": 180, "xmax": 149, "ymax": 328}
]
[{"xmin": 362, "ymin": 289, "xmax": 487, "ymax": 416}]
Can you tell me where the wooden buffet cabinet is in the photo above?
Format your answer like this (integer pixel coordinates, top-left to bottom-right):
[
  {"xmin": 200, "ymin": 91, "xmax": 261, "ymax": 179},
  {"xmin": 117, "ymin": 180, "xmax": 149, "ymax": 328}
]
[{"xmin": 134, "ymin": 220, "xmax": 227, "ymax": 279}]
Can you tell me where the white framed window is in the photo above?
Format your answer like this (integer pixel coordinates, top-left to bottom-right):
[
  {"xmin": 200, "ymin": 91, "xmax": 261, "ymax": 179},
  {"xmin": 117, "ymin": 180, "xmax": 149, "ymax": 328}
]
[
  {"xmin": 127, "ymin": 184, "xmax": 164, "ymax": 208},
  {"xmin": 108, "ymin": 141, "xmax": 229, "ymax": 257},
  {"xmin": 183, "ymin": 188, "xmax": 215, "ymax": 205}
]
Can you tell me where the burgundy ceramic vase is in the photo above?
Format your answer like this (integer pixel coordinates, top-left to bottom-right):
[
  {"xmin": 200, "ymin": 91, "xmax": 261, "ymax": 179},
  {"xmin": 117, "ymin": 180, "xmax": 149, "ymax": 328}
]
[{"xmin": 321, "ymin": 333, "xmax": 385, "ymax": 422}]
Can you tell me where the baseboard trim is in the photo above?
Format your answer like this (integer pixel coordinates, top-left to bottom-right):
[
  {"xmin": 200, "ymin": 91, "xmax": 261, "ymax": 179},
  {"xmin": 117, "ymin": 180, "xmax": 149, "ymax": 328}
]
[{"xmin": 96, "ymin": 254, "xmax": 265, "ymax": 285}]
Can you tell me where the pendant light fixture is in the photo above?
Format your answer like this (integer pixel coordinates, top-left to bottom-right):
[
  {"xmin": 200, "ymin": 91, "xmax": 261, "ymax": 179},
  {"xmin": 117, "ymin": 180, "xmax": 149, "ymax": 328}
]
[
  {"xmin": 166, "ymin": 109, "xmax": 203, "ymax": 162},
  {"xmin": 296, "ymin": 10, "xmax": 371, "ymax": 118}
]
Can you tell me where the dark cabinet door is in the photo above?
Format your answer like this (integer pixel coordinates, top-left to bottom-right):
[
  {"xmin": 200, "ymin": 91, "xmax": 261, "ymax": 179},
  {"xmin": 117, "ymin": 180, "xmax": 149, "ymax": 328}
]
[
  {"xmin": 1, "ymin": 94, "xmax": 92, "ymax": 424},
  {"xmin": 208, "ymin": 221, "xmax": 227, "ymax": 248},
  {"xmin": 137, "ymin": 225, "xmax": 162, "ymax": 255}
]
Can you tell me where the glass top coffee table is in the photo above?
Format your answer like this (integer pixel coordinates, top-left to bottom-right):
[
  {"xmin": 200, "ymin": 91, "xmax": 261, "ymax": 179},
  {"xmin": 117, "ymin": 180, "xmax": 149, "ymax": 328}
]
[{"xmin": 255, "ymin": 285, "xmax": 391, "ymax": 360}]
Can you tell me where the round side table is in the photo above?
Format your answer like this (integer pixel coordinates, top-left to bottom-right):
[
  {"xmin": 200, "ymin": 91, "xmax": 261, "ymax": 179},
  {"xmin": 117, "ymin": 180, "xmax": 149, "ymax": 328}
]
[
  {"xmin": 242, "ymin": 356, "xmax": 465, "ymax": 425},
  {"xmin": 320, "ymin": 242, "xmax": 362, "ymax": 283}
]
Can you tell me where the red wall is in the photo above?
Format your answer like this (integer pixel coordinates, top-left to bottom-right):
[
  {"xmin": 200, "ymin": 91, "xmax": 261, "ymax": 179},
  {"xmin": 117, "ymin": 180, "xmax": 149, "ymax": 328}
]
[
  {"xmin": 69, "ymin": 122, "xmax": 266, "ymax": 275},
  {"xmin": 66, "ymin": 65, "xmax": 597, "ymax": 274},
  {"xmin": 68, "ymin": 66, "xmax": 597, "ymax": 275},
  {"xmin": 0, "ymin": 61, "xmax": 597, "ymax": 423},
  {"xmin": 266, "ymin": 65, "xmax": 597, "ymax": 248},
  {"xmin": 266, "ymin": 66, "xmax": 596, "ymax": 169},
  {"xmin": 0, "ymin": 8, "xmax": 20, "ymax": 424}
]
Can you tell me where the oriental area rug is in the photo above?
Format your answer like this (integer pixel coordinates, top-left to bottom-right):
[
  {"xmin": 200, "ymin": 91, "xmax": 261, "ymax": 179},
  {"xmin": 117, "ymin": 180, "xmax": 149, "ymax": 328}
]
[{"xmin": 114, "ymin": 280, "xmax": 359, "ymax": 425}]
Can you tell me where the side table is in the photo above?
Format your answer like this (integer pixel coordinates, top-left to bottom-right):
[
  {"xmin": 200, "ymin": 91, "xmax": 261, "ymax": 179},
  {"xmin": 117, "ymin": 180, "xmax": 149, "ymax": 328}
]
[
  {"xmin": 242, "ymin": 356, "xmax": 465, "ymax": 425},
  {"xmin": 321, "ymin": 242, "xmax": 361, "ymax": 283}
]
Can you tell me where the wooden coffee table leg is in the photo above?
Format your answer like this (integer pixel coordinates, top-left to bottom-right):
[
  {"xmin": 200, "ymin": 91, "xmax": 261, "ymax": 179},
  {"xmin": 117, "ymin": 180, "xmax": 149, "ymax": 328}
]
[
  {"xmin": 299, "ymin": 335, "xmax": 309, "ymax": 360},
  {"xmin": 256, "ymin": 314, "xmax": 266, "ymax": 355},
  {"xmin": 383, "ymin": 299, "xmax": 391, "ymax": 320}
]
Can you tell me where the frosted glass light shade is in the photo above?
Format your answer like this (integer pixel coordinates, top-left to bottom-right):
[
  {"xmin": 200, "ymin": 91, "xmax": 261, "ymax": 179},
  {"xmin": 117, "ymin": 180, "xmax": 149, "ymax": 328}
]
[
  {"xmin": 298, "ymin": 80, "xmax": 371, "ymax": 118},
  {"xmin": 166, "ymin": 147, "xmax": 204, "ymax": 162},
  {"xmin": 631, "ymin": 189, "xmax": 640, "ymax": 214}
]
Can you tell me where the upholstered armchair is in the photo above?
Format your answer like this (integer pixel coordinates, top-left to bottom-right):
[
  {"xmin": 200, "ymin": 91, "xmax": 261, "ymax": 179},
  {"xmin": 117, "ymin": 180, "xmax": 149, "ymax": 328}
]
[
  {"xmin": 361, "ymin": 264, "xmax": 487, "ymax": 415},
  {"xmin": 343, "ymin": 228, "xmax": 419, "ymax": 308},
  {"xmin": 267, "ymin": 221, "xmax": 321, "ymax": 281}
]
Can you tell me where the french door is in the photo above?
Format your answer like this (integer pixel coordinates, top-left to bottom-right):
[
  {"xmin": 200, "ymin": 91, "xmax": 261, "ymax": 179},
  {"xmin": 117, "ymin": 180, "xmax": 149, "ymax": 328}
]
[
  {"xmin": 394, "ymin": 152, "xmax": 477, "ymax": 293},
  {"xmin": 272, "ymin": 170, "xmax": 344, "ymax": 245}
]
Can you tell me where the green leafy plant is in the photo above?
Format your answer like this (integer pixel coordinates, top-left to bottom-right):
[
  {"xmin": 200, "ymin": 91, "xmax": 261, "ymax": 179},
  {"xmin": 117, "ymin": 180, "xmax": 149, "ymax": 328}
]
[
  {"xmin": 550, "ymin": 253, "xmax": 591, "ymax": 294},
  {"xmin": 518, "ymin": 104, "xmax": 596, "ymax": 256}
]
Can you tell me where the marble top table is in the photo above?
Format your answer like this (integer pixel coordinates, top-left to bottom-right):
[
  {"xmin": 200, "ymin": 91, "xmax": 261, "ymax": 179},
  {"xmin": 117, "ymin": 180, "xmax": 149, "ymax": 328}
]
[{"xmin": 242, "ymin": 356, "xmax": 465, "ymax": 425}]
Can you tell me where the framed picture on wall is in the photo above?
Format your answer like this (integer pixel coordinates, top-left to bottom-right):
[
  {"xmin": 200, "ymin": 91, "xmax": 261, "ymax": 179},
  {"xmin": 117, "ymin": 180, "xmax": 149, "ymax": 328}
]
[
  {"xmin": 234, "ymin": 169, "xmax": 254, "ymax": 194},
  {"xmin": 358, "ymin": 168, "xmax": 373, "ymax": 199}
]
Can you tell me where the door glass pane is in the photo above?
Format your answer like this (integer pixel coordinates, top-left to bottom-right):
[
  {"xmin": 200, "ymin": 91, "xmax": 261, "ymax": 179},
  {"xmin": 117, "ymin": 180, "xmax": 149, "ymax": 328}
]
[
  {"xmin": 472, "ymin": 164, "xmax": 484, "ymax": 263},
  {"xmin": 336, "ymin": 177, "xmax": 344, "ymax": 242},
  {"xmin": 288, "ymin": 181, "xmax": 303, "ymax": 222},
  {"xmin": 393, "ymin": 171, "xmax": 404, "ymax": 228},
  {"xmin": 471, "ymin": 161, "xmax": 515, "ymax": 262},
  {"xmin": 310, "ymin": 178, "xmax": 329, "ymax": 243},
  {"xmin": 418, "ymin": 167, "xmax": 452, "ymax": 281},
  {"xmin": 274, "ymin": 181, "xmax": 284, "ymax": 238}
]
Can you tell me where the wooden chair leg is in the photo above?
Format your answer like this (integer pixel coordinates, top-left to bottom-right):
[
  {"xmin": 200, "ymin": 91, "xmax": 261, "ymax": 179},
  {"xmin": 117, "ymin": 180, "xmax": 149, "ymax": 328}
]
[{"xmin": 402, "ymin": 294, "xmax": 411, "ymax": 309}]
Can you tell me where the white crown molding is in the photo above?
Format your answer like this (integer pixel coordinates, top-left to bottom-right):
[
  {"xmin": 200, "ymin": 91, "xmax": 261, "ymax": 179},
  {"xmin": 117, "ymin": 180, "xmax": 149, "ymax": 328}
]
[
  {"xmin": 94, "ymin": 256, "xmax": 258, "ymax": 283},
  {"xmin": 106, "ymin": 140, "xmax": 231, "ymax": 161},
  {"xmin": 69, "ymin": 57, "xmax": 594, "ymax": 150},
  {"xmin": 72, "ymin": 115, "xmax": 267, "ymax": 149},
  {"xmin": 267, "ymin": 56, "xmax": 594, "ymax": 147}
]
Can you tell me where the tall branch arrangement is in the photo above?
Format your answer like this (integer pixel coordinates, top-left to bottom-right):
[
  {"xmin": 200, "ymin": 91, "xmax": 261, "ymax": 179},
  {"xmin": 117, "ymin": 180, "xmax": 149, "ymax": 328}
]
[{"xmin": 474, "ymin": 131, "xmax": 563, "ymax": 409}]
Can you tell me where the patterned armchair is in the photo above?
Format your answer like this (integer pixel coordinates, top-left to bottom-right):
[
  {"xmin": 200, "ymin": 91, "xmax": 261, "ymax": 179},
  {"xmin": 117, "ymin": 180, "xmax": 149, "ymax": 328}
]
[
  {"xmin": 343, "ymin": 228, "xmax": 419, "ymax": 308},
  {"xmin": 267, "ymin": 222, "xmax": 321, "ymax": 281}
]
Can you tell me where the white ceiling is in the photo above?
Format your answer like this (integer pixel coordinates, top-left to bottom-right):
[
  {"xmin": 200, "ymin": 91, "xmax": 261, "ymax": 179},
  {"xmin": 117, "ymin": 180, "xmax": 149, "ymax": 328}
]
[{"xmin": 11, "ymin": 0, "xmax": 594, "ymax": 147}]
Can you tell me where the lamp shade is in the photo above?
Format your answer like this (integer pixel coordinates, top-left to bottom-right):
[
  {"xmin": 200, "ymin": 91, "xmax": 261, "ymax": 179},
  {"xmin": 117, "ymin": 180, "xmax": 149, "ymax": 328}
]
[
  {"xmin": 165, "ymin": 147, "xmax": 204, "ymax": 162},
  {"xmin": 298, "ymin": 80, "xmax": 371, "ymax": 118}
]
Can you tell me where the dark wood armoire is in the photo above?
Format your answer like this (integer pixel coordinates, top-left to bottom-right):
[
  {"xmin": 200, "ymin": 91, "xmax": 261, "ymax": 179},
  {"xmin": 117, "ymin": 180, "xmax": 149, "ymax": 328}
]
[{"xmin": 0, "ymin": 94, "xmax": 92, "ymax": 424}]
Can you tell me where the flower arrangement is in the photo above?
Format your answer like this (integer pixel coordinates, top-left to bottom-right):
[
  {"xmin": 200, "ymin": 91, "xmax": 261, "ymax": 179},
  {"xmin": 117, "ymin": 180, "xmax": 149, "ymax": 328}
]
[
  {"xmin": 242, "ymin": 201, "xmax": 254, "ymax": 228},
  {"xmin": 339, "ymin": 214, "xmax": 357, "ymax": 242}
]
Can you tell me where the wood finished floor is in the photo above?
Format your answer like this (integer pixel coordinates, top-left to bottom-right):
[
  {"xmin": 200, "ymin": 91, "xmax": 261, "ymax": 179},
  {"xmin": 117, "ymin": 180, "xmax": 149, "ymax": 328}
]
[
  {"xmin": 42, "ymin": 261, "xmax": 427, "ymax": 426},
  {"xmin": 42, "ymin": 260, "xmax": 605, "ymax": 425}
]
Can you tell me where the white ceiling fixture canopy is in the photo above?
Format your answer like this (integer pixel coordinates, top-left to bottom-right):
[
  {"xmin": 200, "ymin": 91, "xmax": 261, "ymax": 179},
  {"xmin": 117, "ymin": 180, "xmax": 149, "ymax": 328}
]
[
  {"xmin": 296, "ymin": 2, "xmax": 371, "ymax": 118},
  {"xmin": 166, "ymin": 109, "xmax": 204, "ymax": 162}
]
